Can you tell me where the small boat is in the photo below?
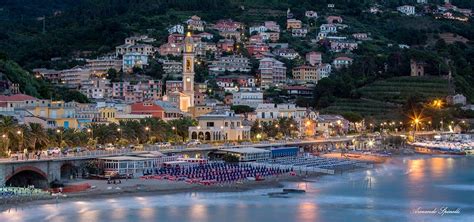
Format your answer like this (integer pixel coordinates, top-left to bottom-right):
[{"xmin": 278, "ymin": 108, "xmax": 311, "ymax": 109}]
[
  {"xmin": 282, "ymin": 188, "xmax": 305, "ymax": 193},
  {"xmin": 267, "ymin": 192, "xmax": 289, "ymax": 198},
  {"xmin": 463, "ymin": 148, "xmax": 474, "ymax": 155}
]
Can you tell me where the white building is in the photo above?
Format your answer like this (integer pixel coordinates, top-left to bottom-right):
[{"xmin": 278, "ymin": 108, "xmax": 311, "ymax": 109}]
[
  {"xmin": 86, "ymin": 56, "xmax": 122, "ymax": 76},
  {"xmin": 168, "ymin": 24, "xmax": 185, "ymax": 34},
  {"xmin": 249, "ymin": 25, "xmax": 268, "ymax": 34},
  {"xmin": 189, "ymin": 110, "xmax": 251, "ymax": 141},
  {"xmin": 273, "ymin": 48, "xmax": 299, "ymax": 60},
  {"xmin": 397, "ymin": 5, "xmax": 416, "ymax": 15},
  {"xmin": 186, "ymin": 15, "xmax": 205, "ymax": 31},
  {"xmin": 162, "ymin": 60, "xmax": 183, "ymax": 77},
  {"xmin": 60, "ymin": 67, "xmax": 91, "ymax": 88},
  {"xmin": 218, "ymin": 148, "xmax": 271, "ymax": 162},
  {"xmin": 305, "ymin": 11, "xmax": 318, "ymax": 18},
  {"xmin": 291, "ymin": 28, "xmax": 308, "ymax": 37},
  {"xmin": 333, "ymin": 56, "xmax": 353, "ymax": 69},
  {"xmin": 80, "ymin": 78, "xmax": 111, "ymax": 100},
  {"xmin": 320, "ymin": 24, "xmax": 338, "ymax": 33},
  {"xmin": 232, "ymin": 90, "xmax": 264, "ymax": 108},
  {"xmin": 318, "ymin": 63, "xmax": 332, "ymax": 79},
  {"xmin": 256, "ymin": 103, "xmax": 307, "ymax": 123},
  {"xmin": 116, "ymin": 44, "xmax": 155, "ymax": 57},
  {"xmin": 124, "ymin": 35, "xmax": 155, "ymax": 45},
  {"xmin": 447, "ymin": 94, "xmax": 467, "ymax": 105},
  {"xmin": 209, "ymin": 55, "xmax": 251, "ymax": 73},
  {"xmin": 122, "ymin": 53, "xmax": 149, "ymax": 72}
]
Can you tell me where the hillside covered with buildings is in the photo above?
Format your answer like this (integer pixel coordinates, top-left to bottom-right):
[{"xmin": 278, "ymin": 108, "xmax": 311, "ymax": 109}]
[{"xmin": 0, "ymin": 0, "xmax": 473, "ymax": 145}]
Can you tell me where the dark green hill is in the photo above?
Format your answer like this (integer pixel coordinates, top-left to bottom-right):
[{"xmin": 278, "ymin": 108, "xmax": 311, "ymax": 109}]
[
  {"xmin": 357, "ymin": 76, "xmax": 453, "ymax": 103},
  {"xmin": 322, "ymin": 76, "xmax": 455, "ymax": 120}
]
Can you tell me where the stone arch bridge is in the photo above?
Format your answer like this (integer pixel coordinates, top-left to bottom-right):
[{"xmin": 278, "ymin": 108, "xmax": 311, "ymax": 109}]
[{"xmin": 0, "ymin": 138, "xmax": 352, "ymax": 188}]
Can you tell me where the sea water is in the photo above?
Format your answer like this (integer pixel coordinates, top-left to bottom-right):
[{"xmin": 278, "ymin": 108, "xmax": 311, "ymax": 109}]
[{"xmin": 1, "ymin": 156, "xmax": 473, "ymax": 222}]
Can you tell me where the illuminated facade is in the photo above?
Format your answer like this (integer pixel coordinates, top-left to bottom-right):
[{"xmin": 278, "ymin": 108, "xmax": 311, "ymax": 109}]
[{"xmin": 182, "ymin": 32, "xmax": 195, "ymax": 109}]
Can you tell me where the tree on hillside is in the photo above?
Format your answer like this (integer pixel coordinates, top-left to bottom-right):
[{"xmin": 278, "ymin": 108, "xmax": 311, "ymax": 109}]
[{"xmin": 231, "ymin": 105, "xmax": 255, "ymax": 114}]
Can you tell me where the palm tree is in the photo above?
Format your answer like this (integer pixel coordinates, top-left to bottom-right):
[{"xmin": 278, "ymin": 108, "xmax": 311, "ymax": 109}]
[
  {"xmin": 0, "ymin": 116, "xmax": 20, "ymax": 152},
  {"xmin": 28, "ymin": 123, "xmax": 49, "ymax": 150}
]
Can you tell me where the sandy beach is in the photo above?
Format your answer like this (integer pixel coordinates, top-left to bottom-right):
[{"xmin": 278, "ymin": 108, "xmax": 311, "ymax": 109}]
[{"xmin": 0, "ymin": 173, "xmax": 317, "ymax": 210}]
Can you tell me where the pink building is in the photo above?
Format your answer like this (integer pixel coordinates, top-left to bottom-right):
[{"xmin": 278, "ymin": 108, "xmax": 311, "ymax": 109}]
[
  {"xmin": 217, "ymin": 39, "xmax": 235, "ymax": 52},
  {"xmin": 306, "ymin": 52, "xmax": 322, "ymax": 66},
  {"xmin": 158, "ymin": 43, "xmax": 183, "ymax": 56},
  {"xmin": 212, "ymin": 19, "xmax": 244, "ymax": 32},
  {"xmin": 165, "ymin": 80, "xmax": 183, "ymax": 94},
  {"xmin": 112, "ymin": 80, "xmax": 162, "ymax": 103},
  {"xmin": 246, "ymin": 43, "xmax": 270, "ymax": 56},
  {"xmin": 264, "ymin": 21, "xmax": 280, "ymax": 32},
  {"xmin": 326, "ymin": 16, "xmax": 343, "ymax": 24},
  {"xmin": 258, "ymin": 57, "xmax": 287, "ymax": 88}
]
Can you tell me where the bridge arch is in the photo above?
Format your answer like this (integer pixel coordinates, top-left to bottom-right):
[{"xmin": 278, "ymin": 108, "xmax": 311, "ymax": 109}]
[
  {"xmin": 5, "ymin": 166, "xmax": 49, "ymax": 189},
  {"xmin": 60, "ymin": 162, "xmax": 78, "ymax": 180}
]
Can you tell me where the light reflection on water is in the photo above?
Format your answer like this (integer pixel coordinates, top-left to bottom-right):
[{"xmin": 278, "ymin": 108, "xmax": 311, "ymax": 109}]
[
  {"xmin": 1, "ymin": 156, "xmax": 473, "ymax": 222},
  {"xmin": 296, "ymin": 201, "xmax": 318, "ymax": 222}
]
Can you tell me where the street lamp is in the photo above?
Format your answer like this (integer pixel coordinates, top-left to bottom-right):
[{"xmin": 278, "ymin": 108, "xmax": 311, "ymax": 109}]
[
  {"xmin": 117, "ymin": 128, "xmax": 122, "ymax": 141},
  {"xmin": 413, "ymin": 118, "xmax": 420, "ymax": 141},
  {"xmin": 2, "ymin": 134, "xmax": 6, "ymax": 153},
  {"xmin": 171, "ymin": 126, "xmax": 178, "ymax": 142},
  {"xmin": 145, "ymin": 127, "xmax": 150, "ymax": 144},
  {"xmin": 17, "ymin": 130, "xmax": 25, "ymax": 158},
  {"xmin": 87, "ymin": 128, "xmax": 94, "ymax": 140},
  {"xmin": 56, "ymin": 129, "xmax": 63, "ymax": 148},
  {"xmin": 432, "ymin": 99, "xmax": 443, "ymax": 109}
]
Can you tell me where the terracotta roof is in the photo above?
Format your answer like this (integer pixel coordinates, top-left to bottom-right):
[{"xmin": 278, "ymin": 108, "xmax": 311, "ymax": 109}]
[
  {"xmin": 0, "ymin": 94, "xmax": 37, "ymax": 102},
  {"xmin": 335, "ymin": 56, "xmax": 353, "ymax": 61},
  {"xmin": 130, "ymin": 102, "xmax": 164, "ymax": 111},
  {"xmin": 285, "ymin": 85, "xmax": 311, "ymax": 90}
]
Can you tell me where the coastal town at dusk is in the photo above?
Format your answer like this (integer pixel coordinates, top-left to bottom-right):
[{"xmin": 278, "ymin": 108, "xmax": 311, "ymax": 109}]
[{"xmin": 0, "ymin": 0, "xmax": 473, "ymax": 221}]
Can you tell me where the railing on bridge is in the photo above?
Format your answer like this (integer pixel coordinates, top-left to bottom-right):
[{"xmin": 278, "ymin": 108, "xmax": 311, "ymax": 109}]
[{"xmin": 0, "ymin": 137, "xmax": 352, "ymax": 163}]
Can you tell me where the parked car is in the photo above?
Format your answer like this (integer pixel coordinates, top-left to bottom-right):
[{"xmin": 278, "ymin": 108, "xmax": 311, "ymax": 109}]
[
  {"xmin": 186, "ymin": 139, "xmax": 201, "ymax": 146},
  {"xmin": 155, "ymin": 142, "xmax": 172, "ymax": 148},
  {"xmin": 72, "ymin": 147, "xmax": 83, "ymax": 153},
  {"xmin": 62, "ymin": 147, "xmax": 72, "ymax": 155},
  {"xmin": 105, "ymin": 143, "xmax": 115, "ymax": 151},
  {"xmin": 47, "ymin": 147, "xmax": 61, "ymax": 155}
]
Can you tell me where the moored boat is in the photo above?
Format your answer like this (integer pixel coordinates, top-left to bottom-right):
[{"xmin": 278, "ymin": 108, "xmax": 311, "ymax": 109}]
[
  {"xmin": 282, "ymin": 188, "xmax": 305, "ymax": 193},
  {"xmin": 412, "ymin": 145, "xmax": 466, "ymax": 155}
]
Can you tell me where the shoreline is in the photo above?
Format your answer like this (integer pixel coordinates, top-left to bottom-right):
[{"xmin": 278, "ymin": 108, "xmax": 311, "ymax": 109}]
[
  {"xmin": 0, "ymin": 174, "xmax": 316, "ymax": 210},
  {"xmin": 0, "ymin": 154, "xmax": 399, "ymax": 210}
]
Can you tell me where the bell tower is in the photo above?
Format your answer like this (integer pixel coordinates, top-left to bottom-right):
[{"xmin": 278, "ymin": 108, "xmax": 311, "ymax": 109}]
[{"xmin": 182, "ymin": 32, "xmax": 195, "ymax": 106}]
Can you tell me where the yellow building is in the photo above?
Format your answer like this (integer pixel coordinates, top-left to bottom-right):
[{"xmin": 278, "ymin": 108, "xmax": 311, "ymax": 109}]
[
  {"xmin": 99, "ymin": 107, "xmax": 117, "ymax": 123},
  {"xmin": 292, "ymin": 65, "xmax": 319, "ymax": 83},
  {"xmin": 28, "ymin": 101, "xmax": 78, "ymax": 128},
  {"xmin": 188, "ymin": 105, "xmax": 213, "ymax": 118},
  {"xmin": 286, "ymin": 19, "xmax": 302, "ymax": 29}
]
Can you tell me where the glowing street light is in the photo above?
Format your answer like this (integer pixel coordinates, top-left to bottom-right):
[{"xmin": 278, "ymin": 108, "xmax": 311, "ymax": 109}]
[
  {"xmin": 367, "ymin": 139, "xmax": 375, "ymax": 148},
  {"xmin": 432, "ymin": 99, "xmax": 443, "ymax": 109}
]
